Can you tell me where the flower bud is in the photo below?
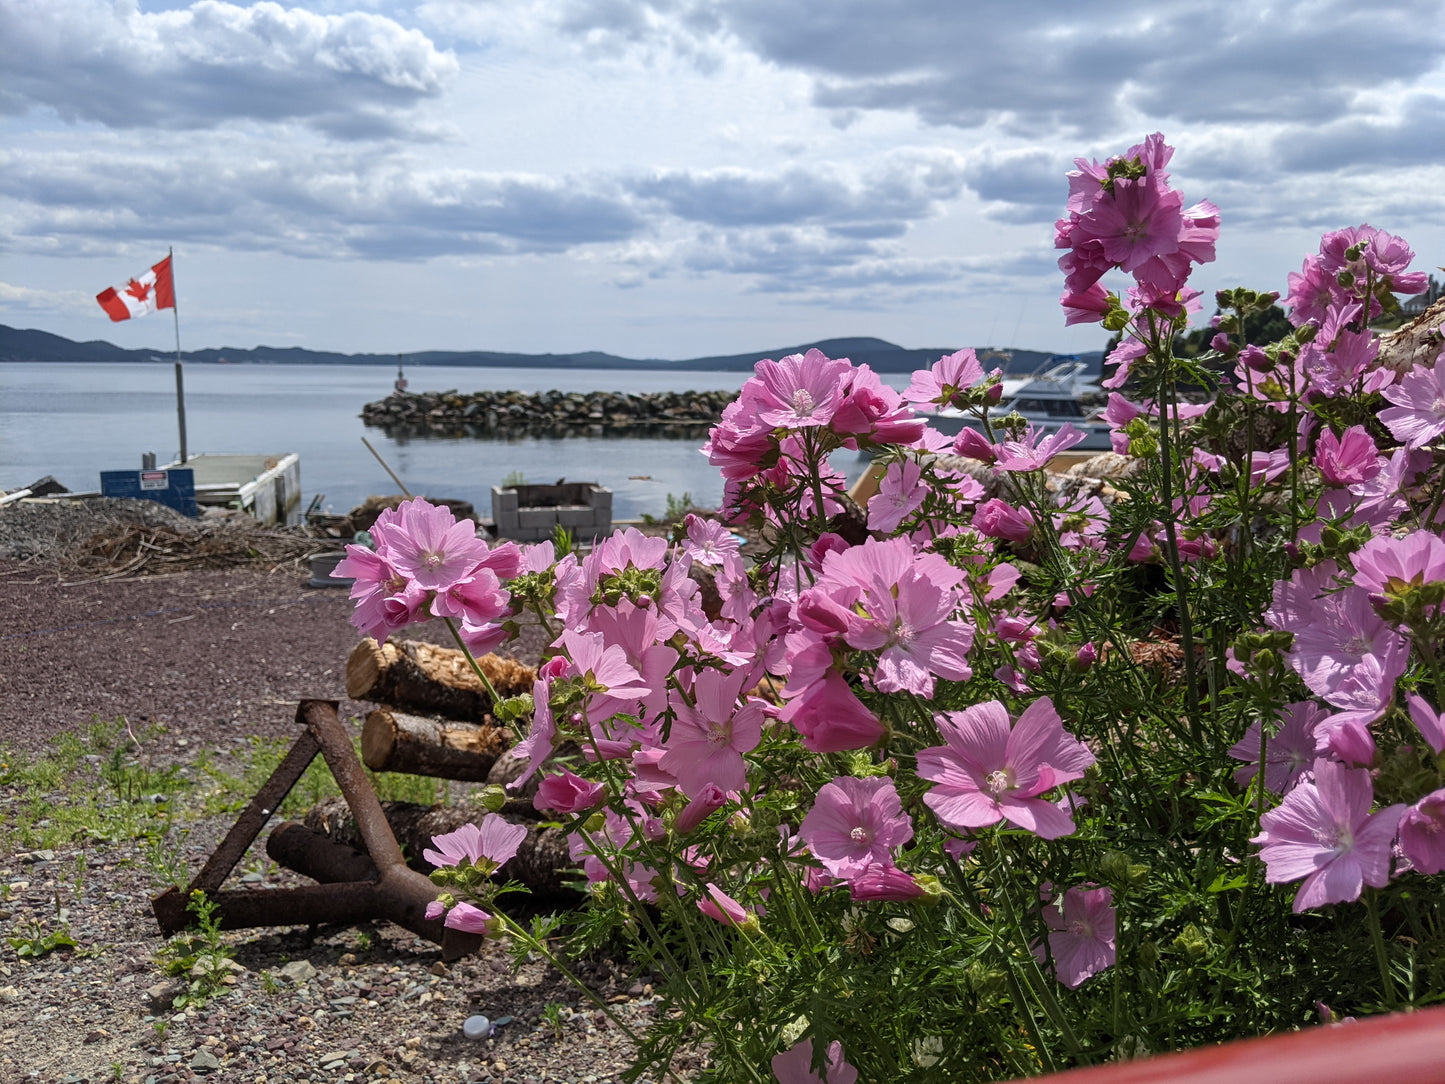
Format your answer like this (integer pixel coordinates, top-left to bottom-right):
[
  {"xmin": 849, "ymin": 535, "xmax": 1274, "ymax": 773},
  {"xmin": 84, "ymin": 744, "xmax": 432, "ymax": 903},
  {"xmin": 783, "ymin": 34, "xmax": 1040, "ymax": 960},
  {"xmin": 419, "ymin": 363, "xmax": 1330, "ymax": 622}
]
[
  {"xmin": 1173, "ymin": 924, "xmax": 1210, "ymax": 961},
  {"xmin": 478, "ymin": 784, "xmax": 509, "ymax": 813},
  {"xmin": 582, "ymin": 811, "xmax": 607, "ymax": 834},
  {"xmin": 1137, "ymin": 939, "xmax": 1159, "ymax": 967}
]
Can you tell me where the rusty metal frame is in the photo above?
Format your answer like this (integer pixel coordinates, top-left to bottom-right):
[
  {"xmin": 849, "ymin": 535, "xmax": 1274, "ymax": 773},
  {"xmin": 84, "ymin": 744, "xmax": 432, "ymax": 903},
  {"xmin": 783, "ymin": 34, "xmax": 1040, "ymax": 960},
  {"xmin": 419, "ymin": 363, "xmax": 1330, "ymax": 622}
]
[{"xmin": 152, "ymin": 699, "xmax": 482, "ymax": 960}]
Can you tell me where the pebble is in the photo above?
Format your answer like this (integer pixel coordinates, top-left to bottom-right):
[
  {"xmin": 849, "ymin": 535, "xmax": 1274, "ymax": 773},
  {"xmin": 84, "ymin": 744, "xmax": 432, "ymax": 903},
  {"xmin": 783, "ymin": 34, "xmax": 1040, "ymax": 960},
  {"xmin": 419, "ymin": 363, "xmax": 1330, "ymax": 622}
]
[
  {"xmin": 463, "ymin": 1014, "xmax": 492, "ymax": 1039},
  {"xmin": 279, "ymin": 959, "xmax": 319, "ymax": 984},
  {"xmin": 190, "ymin": 1049, "xmax": 221, "ymax": 1070}
]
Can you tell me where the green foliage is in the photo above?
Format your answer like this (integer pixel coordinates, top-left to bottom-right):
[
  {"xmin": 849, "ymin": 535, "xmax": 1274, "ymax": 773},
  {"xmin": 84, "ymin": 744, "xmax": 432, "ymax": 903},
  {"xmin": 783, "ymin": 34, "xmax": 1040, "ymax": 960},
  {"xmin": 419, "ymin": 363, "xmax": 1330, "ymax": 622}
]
[
  {"xmin": 154, "ymin": 890, "xmax": 234, "ymax": 1010},
  {"xmin": 6, "ymin": 920, "xmax": 76, "ymax": 959}
]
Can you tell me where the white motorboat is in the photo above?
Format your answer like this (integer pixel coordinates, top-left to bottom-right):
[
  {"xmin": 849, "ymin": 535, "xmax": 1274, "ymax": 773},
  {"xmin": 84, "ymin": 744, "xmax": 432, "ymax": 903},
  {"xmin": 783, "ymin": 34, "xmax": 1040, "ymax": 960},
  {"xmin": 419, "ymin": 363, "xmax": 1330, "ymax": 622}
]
[{"xmin": 921, "ymin": 358, "xmax": 1113, "ymax": 450}]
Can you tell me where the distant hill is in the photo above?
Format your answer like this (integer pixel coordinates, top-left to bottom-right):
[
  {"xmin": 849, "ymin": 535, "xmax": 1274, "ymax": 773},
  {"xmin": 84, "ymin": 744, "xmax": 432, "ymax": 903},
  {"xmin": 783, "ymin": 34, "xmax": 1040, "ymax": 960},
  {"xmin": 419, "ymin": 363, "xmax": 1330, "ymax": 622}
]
[{"xmin": 0, "ymin": 324, "xmax": 1100, "ymax": 377}]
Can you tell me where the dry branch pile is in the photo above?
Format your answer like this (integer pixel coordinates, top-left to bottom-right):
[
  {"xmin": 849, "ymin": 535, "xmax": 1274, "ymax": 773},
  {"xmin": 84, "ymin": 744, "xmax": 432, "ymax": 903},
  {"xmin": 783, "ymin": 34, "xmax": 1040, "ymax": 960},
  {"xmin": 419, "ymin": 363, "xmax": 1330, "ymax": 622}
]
[{"xmin": 58, "ymin": 518, "xmax": 330, "ymax": 582}]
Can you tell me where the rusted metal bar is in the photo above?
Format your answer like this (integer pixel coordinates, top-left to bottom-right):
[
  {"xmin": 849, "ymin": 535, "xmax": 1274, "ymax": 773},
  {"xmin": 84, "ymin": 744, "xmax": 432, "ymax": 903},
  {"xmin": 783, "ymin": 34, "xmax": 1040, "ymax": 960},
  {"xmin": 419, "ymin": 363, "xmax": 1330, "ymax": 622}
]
[
  {"xmin": 152, "ymin": 700, "xmax": 483, "ymax": 960},
  {"xmin": 1013, "ymin": 1003, "xmax": 1445, "ymax": 1084},
  {"xmin": 187, "ymin": 728, "xmax": 321, "ymax": 896}
]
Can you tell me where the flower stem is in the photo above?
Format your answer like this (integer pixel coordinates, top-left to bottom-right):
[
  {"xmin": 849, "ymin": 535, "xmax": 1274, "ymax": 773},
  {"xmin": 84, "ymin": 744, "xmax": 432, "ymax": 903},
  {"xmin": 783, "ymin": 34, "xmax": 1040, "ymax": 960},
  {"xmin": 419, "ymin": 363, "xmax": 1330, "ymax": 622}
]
[
  {"xmin": 442, "ymin": 616, "xmax": 503, "ymax": 705},
  {"xmin": 1365, "ymin": 888, "xmax": 1398, "ymax": 1010}
]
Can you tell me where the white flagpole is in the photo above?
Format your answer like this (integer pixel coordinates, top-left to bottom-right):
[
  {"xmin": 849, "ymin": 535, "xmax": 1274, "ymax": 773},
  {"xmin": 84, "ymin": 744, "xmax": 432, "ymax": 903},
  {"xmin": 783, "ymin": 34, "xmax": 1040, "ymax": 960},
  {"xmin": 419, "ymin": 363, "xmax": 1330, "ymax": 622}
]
[{"xmin": 168, "ymin": 245, "xmax": 188, "ymax": 463}]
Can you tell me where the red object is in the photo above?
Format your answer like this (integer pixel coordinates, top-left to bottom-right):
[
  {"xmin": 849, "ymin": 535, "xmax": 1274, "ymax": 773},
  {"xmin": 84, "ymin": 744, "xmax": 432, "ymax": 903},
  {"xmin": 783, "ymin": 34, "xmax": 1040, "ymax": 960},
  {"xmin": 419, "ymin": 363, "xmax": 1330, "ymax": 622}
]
[
  {"xmin": 96, "ymin": 254, "xmax": 174, "ymax": 321},
  {"xmin": 1006, "ymin": 1005, "xmax": 1445, "ymax": 1084}
]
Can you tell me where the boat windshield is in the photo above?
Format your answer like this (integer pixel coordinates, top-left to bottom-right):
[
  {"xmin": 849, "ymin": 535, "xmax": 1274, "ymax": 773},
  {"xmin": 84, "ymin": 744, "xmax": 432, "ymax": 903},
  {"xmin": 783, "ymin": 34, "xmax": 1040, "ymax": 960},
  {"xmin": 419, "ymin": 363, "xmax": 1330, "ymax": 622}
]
[{"xmin": 1011, "ymin": 397, "xmax": 1085, "ymax": 418}]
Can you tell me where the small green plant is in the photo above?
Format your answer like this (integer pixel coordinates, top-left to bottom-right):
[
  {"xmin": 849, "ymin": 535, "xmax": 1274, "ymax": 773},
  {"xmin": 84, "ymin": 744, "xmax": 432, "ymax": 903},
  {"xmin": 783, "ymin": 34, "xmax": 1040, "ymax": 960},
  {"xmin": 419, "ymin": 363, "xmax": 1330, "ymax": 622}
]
[
  {"xmin": 501, "ymin": 470, "xmax": 528, "ymax": 487},
  {"xmin": 6, "ymin": 919, "xmax": 76, "ymax": 959},
  {"xmin": 260, "ymin": 970, "xmax": 281, "ymax": 996},
  {"xmin": 354, "ymin": 930, "xmax": 374, "ymax": 953},
  {"xmin": 111, "ymin": 1061, "xmax": 124, "ymax": 1081},
  {"xmin": 152, "ymin": 1019, "xmax": 168, "ymax": 1040},
  {"xmin": 541, "ymin": 1002, "xmax": 566, "ymax": 1038},
  {"xmin": 155, "ymin": 891, "xmax": 234, "ymax": 1010},
  {"xmin": 641, "ymin": 491, "xmax": 695, "ymax": 526}
]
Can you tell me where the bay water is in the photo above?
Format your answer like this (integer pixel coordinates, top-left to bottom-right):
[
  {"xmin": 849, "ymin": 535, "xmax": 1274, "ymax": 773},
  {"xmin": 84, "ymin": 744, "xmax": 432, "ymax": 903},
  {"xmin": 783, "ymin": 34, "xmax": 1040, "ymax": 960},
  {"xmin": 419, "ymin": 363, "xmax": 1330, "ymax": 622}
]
[{"xmin": 0, "ymin": 362, "xmax": 890, "ymax": 522}]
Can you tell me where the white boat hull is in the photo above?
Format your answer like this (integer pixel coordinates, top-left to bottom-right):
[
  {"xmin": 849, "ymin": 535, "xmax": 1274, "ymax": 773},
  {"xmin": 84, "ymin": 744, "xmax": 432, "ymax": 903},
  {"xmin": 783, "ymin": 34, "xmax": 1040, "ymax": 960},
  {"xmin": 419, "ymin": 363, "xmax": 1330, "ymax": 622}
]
[{"xmin": 160, "ymin": 453, "xmax": 301, "ymax": 525}]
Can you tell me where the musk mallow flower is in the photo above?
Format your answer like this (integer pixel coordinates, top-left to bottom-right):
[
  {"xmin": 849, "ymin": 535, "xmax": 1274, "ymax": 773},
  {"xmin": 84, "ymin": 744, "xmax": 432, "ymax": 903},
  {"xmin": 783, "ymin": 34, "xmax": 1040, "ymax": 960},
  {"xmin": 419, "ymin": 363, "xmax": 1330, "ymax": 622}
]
[
  {"xmin": 1350, "ymin": 530, "xmax": 1445, "ymax": 609},
  {"xmin": 383, "ymin": 497, "xmax": 493, "ymax": 592},
  {"xmin": 917, "ymin": 698, "xmax": 1095, "ymax": 839},
  {"xmin": 423, "ymin": 813, "xmax": 528, "ymax": 874},
  {"xmin": 771, "ymin": 1038, "xmax": 858, "ymax": 1084},
  {"xmin": 798, "ymin": 776, "xmax": 914, "ymax": 881},
  {"xmin": 866, "ymin": 458, "xmax": 927, "ymax": 533},
  {"xmin": 903, "ymin": 348, "xmax": 986, "ymax": 409},
  {"xmin": 660, "ymin": 667, "xmax": 765, "ymax": 798},
  {"xmin": 1314, "ymin": 425, "xmax": 1382, "ymax": 487},
  {"xmin": 1399, "ymin": 789, "xmax": 1445, "ymax": 875},
  {"xmin": 1406, "ymin": 692, "xmax": 1445, "ymax": 755},
  {"xmin": 1036, "ymin": 885, "xmax": 1116, "ymax": 988},
  {"xmin": 1379, "ymin": 356, "xmax": 1445, "ymax": 450},
  {"xmin": 1250, "ymin": 758, "xmax": 1405, "ymax": 912},
  {"xmin": 1228, "ymin": 701, "xmax": 1326, "ymax": 794}
]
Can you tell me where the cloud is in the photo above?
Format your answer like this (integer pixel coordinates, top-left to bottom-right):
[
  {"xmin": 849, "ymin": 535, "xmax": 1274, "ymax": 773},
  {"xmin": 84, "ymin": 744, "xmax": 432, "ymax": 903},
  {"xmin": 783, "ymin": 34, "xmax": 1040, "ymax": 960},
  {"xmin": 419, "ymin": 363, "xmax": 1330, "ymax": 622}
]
[
  {"xmin": 0, "ymin": 280, "xmax": 92, "ymax": 312},
  {"xmin": 0, "ymin": 0, "xmax": 458, "ymax": 136},
  {"xmin": 0, "ymin": 144, "xmax": 646, "ymax": 259},
  {"xmin": 629, "ymin": 151, "xmax": 967, "ymax": 230}
]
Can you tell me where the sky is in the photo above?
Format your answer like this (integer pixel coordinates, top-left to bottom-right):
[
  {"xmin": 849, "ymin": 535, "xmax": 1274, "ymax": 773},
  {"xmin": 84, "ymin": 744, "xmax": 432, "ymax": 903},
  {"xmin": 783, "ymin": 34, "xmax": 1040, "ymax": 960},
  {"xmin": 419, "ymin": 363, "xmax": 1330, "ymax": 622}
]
[{"xmin": 1, "ymin": 0, "xmax": 1442, "ymax": 361}]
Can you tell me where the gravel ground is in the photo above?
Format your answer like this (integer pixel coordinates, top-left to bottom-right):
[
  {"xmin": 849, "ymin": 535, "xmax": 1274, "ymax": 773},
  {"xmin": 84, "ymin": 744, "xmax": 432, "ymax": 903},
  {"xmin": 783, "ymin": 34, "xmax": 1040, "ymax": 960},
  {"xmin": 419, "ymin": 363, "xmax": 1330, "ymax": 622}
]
[{"xmin": 0, "ymin": 501, "xmax": 692, "ymax": 1084}]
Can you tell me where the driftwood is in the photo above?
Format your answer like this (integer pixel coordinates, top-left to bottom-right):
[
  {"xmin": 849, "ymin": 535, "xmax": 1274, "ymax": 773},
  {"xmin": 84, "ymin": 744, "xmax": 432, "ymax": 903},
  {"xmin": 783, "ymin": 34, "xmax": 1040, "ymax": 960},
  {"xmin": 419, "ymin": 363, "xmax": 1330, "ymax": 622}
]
[
  {"xmin": 303, "ymin": 796, "xmax": 578, "ymax": 899},
  {"xmin": 361, "ymin": 708, "xmax": 510, "ymax": 780},
  {"xmin": 346, "ymin": 638, "xmax": 536, "ymax": 722}
]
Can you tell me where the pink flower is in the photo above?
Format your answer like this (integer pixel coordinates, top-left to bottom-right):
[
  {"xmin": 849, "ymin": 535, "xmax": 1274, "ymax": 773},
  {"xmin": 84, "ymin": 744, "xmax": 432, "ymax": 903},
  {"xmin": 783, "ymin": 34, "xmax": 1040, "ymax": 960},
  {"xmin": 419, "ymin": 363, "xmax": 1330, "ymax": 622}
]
[
  {"xmin": 972, "ymin": 498, "xmax": 1034, "ymax": 543},
  {"xmin": 1228, "ymin": 701, "xmax": 1325, "ymax": 794},
  {"xmin": 676, "ymin": 783, "xmax": 728, "ymax": 834},
  {"xmin": 917, "ymin": 698, "xmax": 1095, "ymax": 839},
  {"xmin": 681, "ymin": 514, "xmax": 739, "ymax": 568},
  {"xmin": 1380, "ymin": 357, "xmax": 1445, "ymax": 450},
  {"xmin": 660, "ymin": 667, "xmax": 765, "ymax": 798},
  {"xmin": 866, "ymin": 459, "xmax": 926, "ymax": 533},
  {"xmin": 383, "ymin": 498, "xmax": 493, "ymax": 592},
  {"xmin": 697, "ymin": 883, "xmax": 757, "ymax": 929},
  {"xmin": 1350, "ymin": 530, "xmax": 1445, "ymax": 604},
  {"xmin": 798, "ymin": 776, "xmax": 914, "ymax": 881},
  {"xmin": 951, "ymin": 426, "xmax": 997, "ymax": 463},
  {"xmin": 993, "ymin": 423, "xmax": 1087, "ymax": 472},
  {"xmin": 1407, "ymin": 692, "xmax": 1445, "ymax": 755},
  {"xmin": 1061, "ymin": 281, "xmax": 1112, "ymax": 326},
  {"xmin": 442, "ymin": 900, "xmax": 495, "ymax": 935},
  {"xmin": 1271, "ymin": 575, "xmax": 1409, "ymax": 712},
  {"xmin": 771, "ymin": 1039, "xmax": 858, "ymax": 1084},
  {"xmin": 778, "ymin": 671, "xmax": 887, "ymax": 753},
  {"xmin": 1037, "ymin": 885, "xmax": 1116, "ymax": 988},
  {"xmin": 423, "ymin": 814, "xmax": 527, "ymax": 873},
  {"xmin": 818, "ymin": 537, "xmax": 973, "ymax": 697},
  {"xmin": 831, "ymin": 364, "xmax": 925, "ymax": 446},
  {"xmin": 1250, "ymin": 759, "xmax": 1406, "ymax": 912},
  {"xmin": 1071, "ymin": 175, "xmax": 1184, "ymax": 274},
  {"xmin": 752, "ymin": 349, "xmax": 851, "ymax": 429},
  {"xmin": 535, "ymin": 769, "xmax": 606, "ymax": 815},
  {"xmin": 1314, "ymin": 426, "xmax": 1381, "ymax": 487},
  {"xmin": 1399, "ymin": 789, "xmax": 1445, "ymax": 875},
  {"xmin": 847, "ymin": 862, "xmax": 924, "ymax": 902},
  {"xmin": 904, "ymin": 349, "xmax": 986, "ymax": 409}
]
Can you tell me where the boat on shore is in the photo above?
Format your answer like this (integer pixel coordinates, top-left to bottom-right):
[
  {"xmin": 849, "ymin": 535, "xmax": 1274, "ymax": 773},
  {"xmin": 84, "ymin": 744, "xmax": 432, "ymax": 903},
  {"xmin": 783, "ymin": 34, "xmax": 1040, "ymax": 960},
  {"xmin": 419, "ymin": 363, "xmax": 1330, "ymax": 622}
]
[
  {"xmin": 159, "ymin": 453, "xmax": 302, "ymax": 525},
  {"xmin": 921, "ymin": 358, "xmax": 1113, "ymax": 451}
]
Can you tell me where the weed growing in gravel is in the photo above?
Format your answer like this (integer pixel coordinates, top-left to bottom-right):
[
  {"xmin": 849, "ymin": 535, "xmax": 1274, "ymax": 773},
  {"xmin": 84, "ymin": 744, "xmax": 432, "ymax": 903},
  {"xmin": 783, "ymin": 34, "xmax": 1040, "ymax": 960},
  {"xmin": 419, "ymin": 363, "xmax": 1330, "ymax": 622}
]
[
  {"xmin": 154, "ymin": 890, "xmax": 235, "ymax": 1010},
  {"xmin": 6, "ymin": 918, "xmax": 76, "ymax": 959},
  {"xmin": 0, "ymin": 717, "xmax": 190, "ymax": 853}
]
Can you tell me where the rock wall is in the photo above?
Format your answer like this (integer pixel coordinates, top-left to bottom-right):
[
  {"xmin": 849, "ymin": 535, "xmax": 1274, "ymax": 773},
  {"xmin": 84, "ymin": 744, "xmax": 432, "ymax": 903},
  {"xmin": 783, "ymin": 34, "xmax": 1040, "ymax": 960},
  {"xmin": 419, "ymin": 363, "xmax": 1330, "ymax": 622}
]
[{"xmin": 361, "ymin": 388, "xmax": 737, "ymax": 438}]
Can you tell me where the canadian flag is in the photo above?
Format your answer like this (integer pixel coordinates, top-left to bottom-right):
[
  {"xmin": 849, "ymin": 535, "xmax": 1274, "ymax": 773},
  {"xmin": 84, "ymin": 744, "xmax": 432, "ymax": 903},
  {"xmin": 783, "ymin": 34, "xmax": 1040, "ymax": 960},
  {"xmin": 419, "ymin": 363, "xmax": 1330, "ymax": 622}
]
[{"xmin": 96, "ymin": 255, "xmax": 175, "ymax": 321}]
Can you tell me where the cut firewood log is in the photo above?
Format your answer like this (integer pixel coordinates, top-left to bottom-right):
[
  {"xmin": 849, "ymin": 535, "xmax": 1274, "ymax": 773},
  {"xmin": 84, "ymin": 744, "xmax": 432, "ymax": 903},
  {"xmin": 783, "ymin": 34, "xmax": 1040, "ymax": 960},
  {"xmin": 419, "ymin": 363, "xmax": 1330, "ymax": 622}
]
[
  {"xmin": 345, "ymin": 638, "xmax": 536, "ymax": 722},
  {"xmin": 361, "ymin": 708, "xmax": 510, "ymax": 781},
  {"xmin": 303, "ymin": 796, "xmax": 579, "ymax": 899}
]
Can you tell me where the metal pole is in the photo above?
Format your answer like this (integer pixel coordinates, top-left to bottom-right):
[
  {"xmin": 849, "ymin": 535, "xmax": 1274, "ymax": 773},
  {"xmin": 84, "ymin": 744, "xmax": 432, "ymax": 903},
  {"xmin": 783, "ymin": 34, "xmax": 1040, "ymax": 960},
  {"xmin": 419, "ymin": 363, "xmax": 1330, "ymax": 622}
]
[{"xmin": 169, "ymin": 246, "xmax": 188, "ymax": 463}]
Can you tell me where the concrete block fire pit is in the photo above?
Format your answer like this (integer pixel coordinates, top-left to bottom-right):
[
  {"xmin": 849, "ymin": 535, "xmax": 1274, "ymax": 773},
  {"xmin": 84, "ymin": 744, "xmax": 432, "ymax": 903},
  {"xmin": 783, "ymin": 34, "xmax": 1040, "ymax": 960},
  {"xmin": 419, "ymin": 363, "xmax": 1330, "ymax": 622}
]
[{"xmin": 491, "ymin": 481, "xmax": 612, "ymax": 542}]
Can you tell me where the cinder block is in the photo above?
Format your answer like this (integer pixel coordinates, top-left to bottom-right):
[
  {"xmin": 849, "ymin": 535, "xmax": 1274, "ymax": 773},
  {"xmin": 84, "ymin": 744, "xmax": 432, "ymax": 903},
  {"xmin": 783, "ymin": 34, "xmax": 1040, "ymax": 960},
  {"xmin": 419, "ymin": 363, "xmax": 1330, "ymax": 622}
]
[
  {"xmin": 518, "ymin": 508, "xmax": 558, "ymax": 529},
  {"xmin": 591, "ymin": 487, "xmax": 613, "ymax": 510},
  {"xmin": 558, "ymin": 506, "xmax": 597, "ymax": 527}
]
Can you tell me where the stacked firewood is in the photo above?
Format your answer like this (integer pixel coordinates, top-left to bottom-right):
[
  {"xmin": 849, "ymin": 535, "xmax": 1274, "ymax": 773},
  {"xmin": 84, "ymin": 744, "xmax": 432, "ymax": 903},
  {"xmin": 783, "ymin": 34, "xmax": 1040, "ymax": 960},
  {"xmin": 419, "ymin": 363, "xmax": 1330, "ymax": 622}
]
[{"xmin": 302, "ymin": 637, "xmax": 580, "ymax": 899}]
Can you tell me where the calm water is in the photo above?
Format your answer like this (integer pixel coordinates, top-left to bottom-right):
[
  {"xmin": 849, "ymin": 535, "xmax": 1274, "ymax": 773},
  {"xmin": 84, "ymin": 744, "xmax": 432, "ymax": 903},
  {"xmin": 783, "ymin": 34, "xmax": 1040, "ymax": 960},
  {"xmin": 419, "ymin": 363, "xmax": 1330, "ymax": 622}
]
[{"xmin": 0, "ymin": 362, "xmax": 886, "ymax": 521}]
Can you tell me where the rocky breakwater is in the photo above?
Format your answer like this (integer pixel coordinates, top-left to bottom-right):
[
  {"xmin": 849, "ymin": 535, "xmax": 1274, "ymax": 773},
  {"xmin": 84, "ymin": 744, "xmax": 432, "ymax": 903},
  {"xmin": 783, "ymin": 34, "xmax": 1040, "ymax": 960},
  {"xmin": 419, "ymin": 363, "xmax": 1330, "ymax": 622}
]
[{"xmin": 361, "ymin": 388, "xmax": 738, "ymax": 439}]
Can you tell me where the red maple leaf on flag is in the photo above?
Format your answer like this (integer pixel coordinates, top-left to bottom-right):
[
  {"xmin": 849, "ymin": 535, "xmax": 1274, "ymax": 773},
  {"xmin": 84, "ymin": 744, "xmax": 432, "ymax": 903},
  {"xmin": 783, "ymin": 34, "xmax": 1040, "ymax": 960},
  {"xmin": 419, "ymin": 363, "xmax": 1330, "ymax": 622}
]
[{"xmin": 125, "ymin": 277, "xmax": 153, "ymax": 303}]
